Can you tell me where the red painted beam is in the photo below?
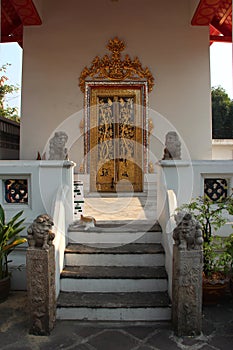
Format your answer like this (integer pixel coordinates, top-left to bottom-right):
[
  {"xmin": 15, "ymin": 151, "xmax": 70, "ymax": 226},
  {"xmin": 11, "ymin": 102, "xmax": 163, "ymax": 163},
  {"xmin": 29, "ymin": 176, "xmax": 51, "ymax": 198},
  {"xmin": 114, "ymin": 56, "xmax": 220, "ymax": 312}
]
[
  {"xmin": 210, "ymin": 35, "xmax": 232, "ymax": 42},
  {"xmin": 10, "ymin": 0, "xmax": 42, "ymax": 26}
]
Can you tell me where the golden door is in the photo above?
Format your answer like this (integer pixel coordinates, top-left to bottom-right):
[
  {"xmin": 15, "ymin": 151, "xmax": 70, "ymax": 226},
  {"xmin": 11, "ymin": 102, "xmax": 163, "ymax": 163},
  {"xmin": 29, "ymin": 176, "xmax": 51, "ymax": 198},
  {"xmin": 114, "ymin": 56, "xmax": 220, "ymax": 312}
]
[{"xmin": 90, "ymin": 87, "xmax": 143, "ymax": 192}]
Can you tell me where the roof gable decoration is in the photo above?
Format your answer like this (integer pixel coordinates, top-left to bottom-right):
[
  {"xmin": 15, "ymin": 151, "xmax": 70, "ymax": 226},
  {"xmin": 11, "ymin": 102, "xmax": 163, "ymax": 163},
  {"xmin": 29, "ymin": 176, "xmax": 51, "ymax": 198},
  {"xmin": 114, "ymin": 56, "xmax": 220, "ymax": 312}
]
[
  {"xmin": 191, "ymin": 0, "xmax": 232, "ymax": 44},
  {"xmin": 79, "ymin": 37, "xmax": 155, "ymax": 93}
]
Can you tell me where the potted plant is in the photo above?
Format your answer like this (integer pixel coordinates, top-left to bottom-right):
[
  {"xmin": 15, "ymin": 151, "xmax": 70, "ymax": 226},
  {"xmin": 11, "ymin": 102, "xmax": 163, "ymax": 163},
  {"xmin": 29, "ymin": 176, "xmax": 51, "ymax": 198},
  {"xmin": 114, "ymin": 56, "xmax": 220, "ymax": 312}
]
[
  {"xmin": 225, "ymin": 233, "xmax": 233, "ymax": 294},
  {"xmin": 202, "ymin": 236, "xmax": 231, "ymax": 304},
  {"xmin": 178, "ymin": 195, "xmax": 233, "ymax": 304},
  {"xmin": 0, "ymin": 204, "xmax": 27, "ymax": 301}
]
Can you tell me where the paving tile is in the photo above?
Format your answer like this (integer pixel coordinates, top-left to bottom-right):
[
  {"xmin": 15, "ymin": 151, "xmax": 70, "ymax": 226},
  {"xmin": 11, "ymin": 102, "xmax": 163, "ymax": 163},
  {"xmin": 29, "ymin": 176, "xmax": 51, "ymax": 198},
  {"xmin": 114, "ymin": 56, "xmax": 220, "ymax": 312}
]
[
  {"xmin": 181, "ymin": 337, "xmax": 206, "ymax": 346},
  {"xmin": 87, "ymin": 329, "xmax": 139, "ymax": 350},
  {"xmin": 209, "ymin": 336, "xmax": 233, "ymax": 350},
  {"xmin": 146, "ymin": 330, "xmax": 180, "ymax": 350},
  {"xmin": 2, "ymin": 346, "xmax": 32, "ymax": 350},
  {"xmin": 121, "ymin": 326, "xmax": 157, "ymax": 340},
  {"xmin": 39, "ymin": 332, "xmax": 80, "ymax": 350}
]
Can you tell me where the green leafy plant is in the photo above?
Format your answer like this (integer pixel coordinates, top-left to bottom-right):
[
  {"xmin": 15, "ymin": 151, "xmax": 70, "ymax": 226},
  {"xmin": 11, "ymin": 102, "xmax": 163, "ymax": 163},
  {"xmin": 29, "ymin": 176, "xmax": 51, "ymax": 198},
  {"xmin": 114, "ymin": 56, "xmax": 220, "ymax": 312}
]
[
  {"xmin": 0, "ymin": 205, "xmax": 27, "ymax": 279},
  {"xmin": 225, "ymin": 233, "xmax": 233, "ymax": 271},
  {"xmin": 178, "ymin": 195, "xmax": 233, "ymax": 275},
  {"xmin": 0, "ymin": 63, "xmax": 20, "ymax": 122},
  {"xmin": 203, "ymin": 236, "xmax": 231, "ymax": 279}
]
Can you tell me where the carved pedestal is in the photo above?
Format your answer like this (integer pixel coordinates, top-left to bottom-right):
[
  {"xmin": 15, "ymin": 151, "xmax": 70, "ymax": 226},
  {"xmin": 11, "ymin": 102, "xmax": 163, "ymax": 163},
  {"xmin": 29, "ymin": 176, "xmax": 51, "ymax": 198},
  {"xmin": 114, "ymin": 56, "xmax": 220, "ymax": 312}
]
[
  {"xmin": 27, "ymin": 246, "xmax": 56, "ymax": 335},
  {"xmin": 172, "ymin": 246, "xmax": 203, "ymax": 336}
]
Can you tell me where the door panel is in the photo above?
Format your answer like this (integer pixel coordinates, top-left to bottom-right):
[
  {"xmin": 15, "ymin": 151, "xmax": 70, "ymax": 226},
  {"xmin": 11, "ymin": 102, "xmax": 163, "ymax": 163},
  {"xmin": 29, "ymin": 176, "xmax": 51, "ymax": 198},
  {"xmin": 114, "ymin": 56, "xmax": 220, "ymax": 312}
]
[{"xmin": 90, "ymin": 88, "xmax": 143, "ymax": 192}]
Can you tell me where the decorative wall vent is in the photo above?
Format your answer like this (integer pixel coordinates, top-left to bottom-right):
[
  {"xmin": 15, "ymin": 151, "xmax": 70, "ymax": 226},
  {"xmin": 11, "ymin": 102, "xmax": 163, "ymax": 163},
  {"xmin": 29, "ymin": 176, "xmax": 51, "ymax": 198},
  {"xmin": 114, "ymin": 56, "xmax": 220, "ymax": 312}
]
[
  {"xmin": 204, "ymin": 178, "xmax": 228, "ymax": 202},
  {"xmin": 79, "ymin": 37, "xmax": 154, "ymax": 93},
  {"xmin": 4, "ymin": 179, "xmax": 28, "ymax": 204}
]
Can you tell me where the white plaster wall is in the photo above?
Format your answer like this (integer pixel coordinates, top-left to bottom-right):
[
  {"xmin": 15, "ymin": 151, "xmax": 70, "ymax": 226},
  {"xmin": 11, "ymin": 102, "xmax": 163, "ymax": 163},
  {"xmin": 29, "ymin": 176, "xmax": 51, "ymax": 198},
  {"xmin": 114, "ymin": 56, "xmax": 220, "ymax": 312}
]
[
  {"xmin": 21, "ymin": 0, "xmax": 212, "ymax": 165},
  {"xmin": 212, "ymin": 140, "xmax": 233, "ymax": 160}
]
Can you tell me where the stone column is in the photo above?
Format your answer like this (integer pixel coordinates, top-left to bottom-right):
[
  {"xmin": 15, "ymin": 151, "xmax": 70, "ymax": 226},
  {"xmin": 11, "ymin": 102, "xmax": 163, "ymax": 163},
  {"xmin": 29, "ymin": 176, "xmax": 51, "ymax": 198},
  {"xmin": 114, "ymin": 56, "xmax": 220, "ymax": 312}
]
[
  {"xmin": 172, "ymin": 211, "xmax": 203, "ymax": 336},
  {"xmin": 26, "ymin": 214, "xmax": 56, "ymax": 335}
]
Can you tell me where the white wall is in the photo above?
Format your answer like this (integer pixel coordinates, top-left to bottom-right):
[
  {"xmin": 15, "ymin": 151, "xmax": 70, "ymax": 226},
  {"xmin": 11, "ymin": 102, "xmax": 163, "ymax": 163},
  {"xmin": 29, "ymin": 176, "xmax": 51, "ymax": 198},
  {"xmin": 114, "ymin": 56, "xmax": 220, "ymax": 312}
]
[
  {"xmin": 0, "ymin": 160, "xmax": 75, "ymax": 290},
  {"xmin": 157, "ymin": 160, "xmax": 233, "ymax": 237},
  {"xmin": 21, "ymin": 0, "xmax": 212, "ymax": 165},
  {"xmin": 212, "ymin": 140, "xmax": 233, "ymax": 160}
]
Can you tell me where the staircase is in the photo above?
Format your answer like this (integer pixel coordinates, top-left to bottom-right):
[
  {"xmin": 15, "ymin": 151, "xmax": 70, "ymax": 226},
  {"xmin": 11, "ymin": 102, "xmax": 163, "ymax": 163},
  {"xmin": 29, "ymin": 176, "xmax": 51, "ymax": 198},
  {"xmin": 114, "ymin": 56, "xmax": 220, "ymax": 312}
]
[{"xmin": 57, "ymin": 219, "xmax": 171, "ymax": 321}]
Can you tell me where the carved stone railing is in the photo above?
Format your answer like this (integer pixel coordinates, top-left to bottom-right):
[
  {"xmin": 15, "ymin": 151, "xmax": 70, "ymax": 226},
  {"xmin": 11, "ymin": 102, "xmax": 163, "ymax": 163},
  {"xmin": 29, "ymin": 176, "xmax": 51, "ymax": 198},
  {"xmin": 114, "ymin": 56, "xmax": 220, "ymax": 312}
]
[{"xmin": 172, "ymin": 211, "xmax": 203, "ymax": 336}]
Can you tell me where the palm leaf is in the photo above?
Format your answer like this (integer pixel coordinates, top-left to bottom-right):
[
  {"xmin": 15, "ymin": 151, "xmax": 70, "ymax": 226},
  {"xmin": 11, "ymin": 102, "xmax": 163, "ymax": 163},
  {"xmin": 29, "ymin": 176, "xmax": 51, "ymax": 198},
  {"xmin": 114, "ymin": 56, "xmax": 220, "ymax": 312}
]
[
  {"xmin": 3, "ymin": 238, "xmax": 27, "ymax": 254},
  {"xmin": 12, "ymin": 218, "xmax": 25, "ymax": 230},
  {"xmin": 7, "ymin": 210, "xmax": 24, "ymax": 226},
  {"xmin": 0, "ymin": 205, "xmax": 5, "ymax": 225}
]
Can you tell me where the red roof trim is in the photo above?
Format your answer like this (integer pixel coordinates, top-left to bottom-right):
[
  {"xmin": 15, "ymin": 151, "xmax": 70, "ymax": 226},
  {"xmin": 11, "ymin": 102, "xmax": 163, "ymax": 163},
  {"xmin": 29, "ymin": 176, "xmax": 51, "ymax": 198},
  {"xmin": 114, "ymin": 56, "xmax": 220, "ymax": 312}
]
[
  {"xmin": 1, "ymin": 0, "xmax": 41, "ymax": 46},
  {"xmin": 10, "ymin": 0, "xmax": 42, "ymax": 26},
  {"xmin": 192, "ymin": 0, "xmax": 232, "ymax": 43},
  {"xmin": 191, "ymin": 0, "xmax": 222, "ymax": 26}
]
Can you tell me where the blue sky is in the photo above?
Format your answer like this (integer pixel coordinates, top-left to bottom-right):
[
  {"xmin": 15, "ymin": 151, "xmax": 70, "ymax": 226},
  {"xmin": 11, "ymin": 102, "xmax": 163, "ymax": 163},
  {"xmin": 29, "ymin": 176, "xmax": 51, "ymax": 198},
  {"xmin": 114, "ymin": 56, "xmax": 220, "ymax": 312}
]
[{"xmin": 0, "ymin": 41, "xmax": 232, "ymax": 115}]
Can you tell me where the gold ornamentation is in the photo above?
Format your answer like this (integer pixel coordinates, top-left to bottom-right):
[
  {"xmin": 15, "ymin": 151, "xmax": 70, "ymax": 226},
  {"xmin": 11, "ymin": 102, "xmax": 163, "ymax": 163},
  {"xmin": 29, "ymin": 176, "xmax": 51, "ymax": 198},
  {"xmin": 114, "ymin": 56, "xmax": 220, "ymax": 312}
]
[
  {"xmin": 79, "ymin": 162, "xmax": 85, "ymax": 173},
  {"xmin": 79, "ymin": 118, "xmax": 85, "ymax": 135},
  {"xmin": 79, "ymin": 37, "xmax": 154, "ymax": 93},
  {"xmin": 89, "ymin": 86, "xmax": 143, "ymax": 192},
  {"xmin": 148, "ymin": 161, "xmax": 154, "ymax": 174},
  {"xmin": 148, "ymin": 118, "xmax": 154, "ymax": 136}
]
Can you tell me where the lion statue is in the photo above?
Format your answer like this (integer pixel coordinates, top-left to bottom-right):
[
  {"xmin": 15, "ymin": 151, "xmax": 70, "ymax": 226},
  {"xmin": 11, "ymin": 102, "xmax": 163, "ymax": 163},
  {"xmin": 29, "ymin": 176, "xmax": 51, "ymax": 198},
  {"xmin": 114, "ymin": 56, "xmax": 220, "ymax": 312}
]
[
  {"xmin": 27, "ymin": 214, "xmax": 55, "ymax": 250},
  {"xmin": 173, "ymin": 211, "xmax": 203, "ymax": 250},
  {"xmin": 49, "ymin": 131, "xmax": 68, "ymax": 160},
  {"xmin": 162, "ymin": 131, "xmax": 181, "ymax": 160}
]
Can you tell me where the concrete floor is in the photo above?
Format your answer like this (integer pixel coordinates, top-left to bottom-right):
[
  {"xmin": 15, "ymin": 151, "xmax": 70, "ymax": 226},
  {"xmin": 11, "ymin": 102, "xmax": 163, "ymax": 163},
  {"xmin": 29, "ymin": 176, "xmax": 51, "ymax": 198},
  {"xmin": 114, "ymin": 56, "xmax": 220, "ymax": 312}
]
[
  {"xmin": 1, "ymin": 291, "xmax": 233, "ymax": 350},
  {"xmin": 84, "ymin": 194, "xmax": 157, "ymax": 222}
]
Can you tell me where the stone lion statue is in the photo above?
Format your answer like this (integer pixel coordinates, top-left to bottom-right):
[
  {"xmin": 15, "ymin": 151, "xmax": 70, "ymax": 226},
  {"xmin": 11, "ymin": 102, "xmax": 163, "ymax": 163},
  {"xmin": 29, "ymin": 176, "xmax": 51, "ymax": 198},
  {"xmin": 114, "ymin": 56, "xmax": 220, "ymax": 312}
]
[
  {"xmin": 49, "ymin": 131, "xmax": 68, "ymax": 160},
  {"xmin": 27, "ymin": 214, "xmax": 55, "ymax": 250},
  {"xmin": 162, "ymin": 131, "xmax": 181, "ymax": 160},
  {"xmin": 173, "ymin": 211, "xmax": 203, "ymax": 250}
]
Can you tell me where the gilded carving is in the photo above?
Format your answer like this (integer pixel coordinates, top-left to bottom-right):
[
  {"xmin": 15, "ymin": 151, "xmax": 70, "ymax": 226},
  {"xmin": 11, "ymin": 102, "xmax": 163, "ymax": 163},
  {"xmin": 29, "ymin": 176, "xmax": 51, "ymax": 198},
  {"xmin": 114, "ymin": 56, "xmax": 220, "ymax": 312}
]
[
  {"xmin": 79, "ymin": 37, "xmax": 154, "ymax": 93},
  {"xmin": 79, "ymin": 118, "xmax": 85, "ymax": 135},
  {"xmin": 89, "ymin": 87, "xmax": 143, "ymax": 192}
]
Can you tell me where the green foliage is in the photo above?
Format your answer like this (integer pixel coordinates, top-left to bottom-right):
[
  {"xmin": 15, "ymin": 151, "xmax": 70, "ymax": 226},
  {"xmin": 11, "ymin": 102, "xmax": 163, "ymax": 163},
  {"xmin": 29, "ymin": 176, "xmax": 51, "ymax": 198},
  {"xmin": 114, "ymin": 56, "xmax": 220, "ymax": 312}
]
[
  {"xmin": 179, "ymin": 195, "xmax": 233, "ymax": 243},
  {"xmin": 0, "ymin": 205, "xmax": 27, "ymax": 279},
  {"xmin": 212, "ymin": 86, "xmax": 233, "ymax": 139},
  {"xmin": 0, "ymin": 63, "xmax": 20, "ymax": 122},
  {"xmin": 203, "ymin": 236, "xmax": 231, "ymax": 277},
  {"xmin": 178, "ymin": 195, "xmax": 233, "ymax": 275}
]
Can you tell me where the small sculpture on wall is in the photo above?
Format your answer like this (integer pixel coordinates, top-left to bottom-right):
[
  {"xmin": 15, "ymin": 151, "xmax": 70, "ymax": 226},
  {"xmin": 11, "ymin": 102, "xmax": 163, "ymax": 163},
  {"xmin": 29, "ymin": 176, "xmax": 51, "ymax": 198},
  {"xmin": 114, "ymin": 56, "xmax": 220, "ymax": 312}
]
[
  {"xmin": 173, "ymin": 211, "xmax": 203, "ymax": 250},
  {"xmin": 162, "ymin": 131, "xmax": 181, "ymax": 160},
  {"xmin": 49, "ymin": 131, "xmax": 68, "ymax": 160},
  {"xmin": 27, "ymin": 214, "xmax": 55, "ymax": 250}
]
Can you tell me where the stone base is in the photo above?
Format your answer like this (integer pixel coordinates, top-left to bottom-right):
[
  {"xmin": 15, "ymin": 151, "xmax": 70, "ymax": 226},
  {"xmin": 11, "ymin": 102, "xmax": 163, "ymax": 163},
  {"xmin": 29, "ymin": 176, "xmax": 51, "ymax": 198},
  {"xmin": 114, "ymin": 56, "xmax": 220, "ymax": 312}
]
[
  {"xmin": 26, "ymin": 246, "xmax": 56, "ymax": 335},
  {"xmin": 172, "ymin": 246, "xmax": 203, "ymax": 336}
]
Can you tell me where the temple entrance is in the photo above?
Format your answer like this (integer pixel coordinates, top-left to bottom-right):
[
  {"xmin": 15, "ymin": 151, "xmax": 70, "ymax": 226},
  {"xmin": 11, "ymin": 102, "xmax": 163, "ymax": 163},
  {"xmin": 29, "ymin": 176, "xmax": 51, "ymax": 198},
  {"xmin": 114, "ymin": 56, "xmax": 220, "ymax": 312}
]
[
  {"xmin": 89, "ymin": 87, "xmax": 143, "ymax": 192},
  {"xmin": 79, "ymin": 37, "xmax": 154, "ymax": 193}
]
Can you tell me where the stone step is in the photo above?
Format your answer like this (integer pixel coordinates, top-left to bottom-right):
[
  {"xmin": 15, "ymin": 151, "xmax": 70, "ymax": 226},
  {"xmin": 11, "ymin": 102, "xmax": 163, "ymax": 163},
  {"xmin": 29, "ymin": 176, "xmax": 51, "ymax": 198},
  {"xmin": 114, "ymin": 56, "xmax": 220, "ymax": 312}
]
[
  {"xmin": 57, "ymin": 291, "xmax": 171, "ymax": 321},
  {"xmin": 64, "ymin": 243, "xmax": 165, "ymax": 266},
  {"xmin": 68, "ymin": 221, "xmax": 162, "ymax": 245},
  {"xmin": 60, "ymin": 266, "xmax": 168, "ymax": 292},
  {"xmin": 69, "ymin": 221, "xmax": 161, "ymax": 233},
  {"xmin": 68, "ymin": 230, "xmax": 162, "ymax": 245}
]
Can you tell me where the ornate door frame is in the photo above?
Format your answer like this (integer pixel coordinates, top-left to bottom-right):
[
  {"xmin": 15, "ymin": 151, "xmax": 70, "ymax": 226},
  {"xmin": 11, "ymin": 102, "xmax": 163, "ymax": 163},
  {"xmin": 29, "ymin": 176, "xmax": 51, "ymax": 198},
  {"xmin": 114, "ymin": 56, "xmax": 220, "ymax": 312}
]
[
  {"xmin": 85, "ymin": 81, "xmax": 147, "ymax": 192},
  {"xmin": 79, "ymin": 37, "xmax": 154, "ymax": 192}
]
